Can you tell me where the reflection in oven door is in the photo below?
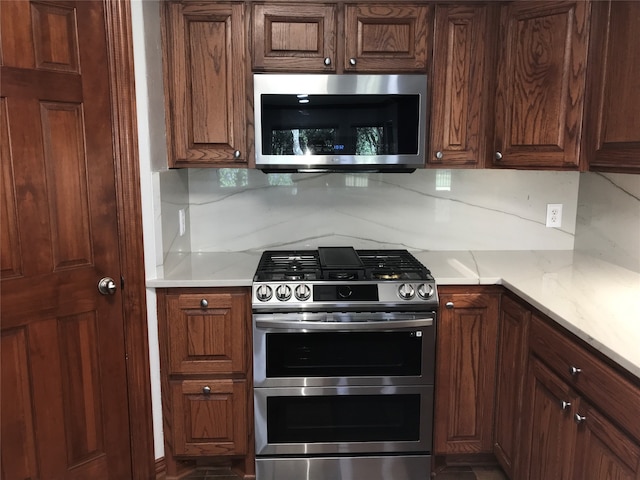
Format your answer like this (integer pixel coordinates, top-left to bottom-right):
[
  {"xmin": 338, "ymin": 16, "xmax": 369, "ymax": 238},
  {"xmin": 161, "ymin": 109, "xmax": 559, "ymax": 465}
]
[{"xmin": 254, "ymin": 385, "xmax": 433, "ymax": 456}]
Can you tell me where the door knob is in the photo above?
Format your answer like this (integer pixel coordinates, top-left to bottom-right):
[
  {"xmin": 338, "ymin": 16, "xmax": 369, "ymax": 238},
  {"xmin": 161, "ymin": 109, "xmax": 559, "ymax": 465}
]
[{"xmin": 98, "ymin": 277, "xmax": 117, "ymax": 295}]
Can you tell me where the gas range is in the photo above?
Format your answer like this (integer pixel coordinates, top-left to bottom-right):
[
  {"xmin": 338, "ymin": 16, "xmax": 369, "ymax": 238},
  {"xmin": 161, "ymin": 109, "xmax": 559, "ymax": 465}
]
[{"xmin": 252, "ymin": 247, "xmax": 438, "ymax": 312}]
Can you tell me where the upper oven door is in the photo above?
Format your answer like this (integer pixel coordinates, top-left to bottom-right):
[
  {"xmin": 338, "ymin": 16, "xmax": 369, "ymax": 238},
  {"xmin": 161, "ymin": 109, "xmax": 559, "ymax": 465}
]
[{"xmin": 253, "ymin": 312, "xmax": 436, "ymax": 387}]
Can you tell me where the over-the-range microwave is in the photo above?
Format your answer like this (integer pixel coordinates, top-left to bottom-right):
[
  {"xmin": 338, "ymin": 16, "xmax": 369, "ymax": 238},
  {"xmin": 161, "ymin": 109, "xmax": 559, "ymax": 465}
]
[{"xmin": 253, "ymin": 74, "xmax": 428, "ymax": 173}]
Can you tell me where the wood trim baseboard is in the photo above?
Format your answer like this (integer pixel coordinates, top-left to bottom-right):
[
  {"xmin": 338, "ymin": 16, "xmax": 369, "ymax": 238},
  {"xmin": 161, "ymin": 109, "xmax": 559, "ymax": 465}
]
[{"xmin": 104, "ymin": 0, "xmax": 155, "ymax": 478}]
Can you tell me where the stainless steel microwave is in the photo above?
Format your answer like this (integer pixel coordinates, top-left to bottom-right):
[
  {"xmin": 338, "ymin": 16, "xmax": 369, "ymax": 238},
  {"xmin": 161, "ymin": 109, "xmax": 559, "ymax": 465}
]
[{"xmin": 253, "ymin": 74, "xmax": 428, "ymax": 173}]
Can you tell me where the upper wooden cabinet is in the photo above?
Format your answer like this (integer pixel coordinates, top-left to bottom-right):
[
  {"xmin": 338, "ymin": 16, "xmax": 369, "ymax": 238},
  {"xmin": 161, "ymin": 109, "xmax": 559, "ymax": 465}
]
[
  {"xmin": 583, "ymin": 1, "xmax": 640, "ymax": 173},
  {"xmin": 492, "ymin": 1, "xmax": 591, "ymax": 170},
  {"xmin": 252, "ymin": 3, "xmax": 431, "ymax": 73},
  {"xmin": 434, "ymin": 286, "xmax": 500, "ymax": 455},
  {"xmin": 428, "ymin": 4, "xmax": 494, "ymax": 167},
  {"xmin": 162, "ymin": 2, "xmax": 249, "ymax": 167}
]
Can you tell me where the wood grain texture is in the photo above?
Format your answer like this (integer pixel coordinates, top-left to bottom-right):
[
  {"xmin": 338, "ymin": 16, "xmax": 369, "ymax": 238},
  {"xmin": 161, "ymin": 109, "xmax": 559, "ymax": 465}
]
[{"xmin": 434, "ymin": 287, "xmax": 500, "ymax": 455}]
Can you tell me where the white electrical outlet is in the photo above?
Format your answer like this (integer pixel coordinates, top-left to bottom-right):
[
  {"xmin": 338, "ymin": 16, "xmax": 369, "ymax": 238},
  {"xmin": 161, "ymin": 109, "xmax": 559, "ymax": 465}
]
[
  {"xmin": 178, "ymin": 208, "xmax": 186, "ymax": 236},
  {"xmin": 546, "ymin": 204, "xmax": 562, "ymax": 228}
]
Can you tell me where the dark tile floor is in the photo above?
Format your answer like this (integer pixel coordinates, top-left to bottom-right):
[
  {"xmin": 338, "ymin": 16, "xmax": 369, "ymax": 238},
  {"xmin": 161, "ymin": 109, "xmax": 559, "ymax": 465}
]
[{"xmin": 182, "ymin": 465, "xmax": 508, "ymax": 480}]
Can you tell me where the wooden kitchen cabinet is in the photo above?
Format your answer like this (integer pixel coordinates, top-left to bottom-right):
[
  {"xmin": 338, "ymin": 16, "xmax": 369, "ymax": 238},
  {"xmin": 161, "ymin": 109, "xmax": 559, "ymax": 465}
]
[
  {"xmin": 428, "ymin": 4, "xmax": 494, "ymax": 168},
  {"xmin": 162, "ymin": 2, "xmax": 249, "ymax": 167},
  {"xmin": 492, "ymin": 1, "xmax": 591, "ymax": 170},
  {"xmin": 157, "ymin": 288, "xmax": 253, "ymax": 478},
  {"xmin": 252, "ymin": 3, "xmax": 431, "ymax": 73},
  {"xmin": 583, "ymin": 0, "xmax": 640, "ymax": 173},
  {"xmin": 434, "ymin": 286, "xmax": 500, "ymax": 457},
  {"xmin": 518, "ymin": 313, "xmax": 640, "ymax": 480},
  {"xmin": 493, "ymin": 293, "xmax": 530, "ymax": 478}
]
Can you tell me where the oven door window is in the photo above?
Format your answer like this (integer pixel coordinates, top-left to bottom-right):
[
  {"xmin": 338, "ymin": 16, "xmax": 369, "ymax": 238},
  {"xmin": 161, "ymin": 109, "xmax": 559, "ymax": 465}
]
[
  {"xmin": 266, "ymin": 331, "xmax": 422, "ymax": 377},
  {"xmin": 267, "ymin": 394, "xmax": 420, "ymax": 443}
]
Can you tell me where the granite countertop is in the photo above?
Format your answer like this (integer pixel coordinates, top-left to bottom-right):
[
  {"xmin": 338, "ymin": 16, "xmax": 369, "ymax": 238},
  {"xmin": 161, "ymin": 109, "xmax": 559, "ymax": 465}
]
[{"xmin": 147, "ymin": 250, "xmax": 640, "ymax": 379}]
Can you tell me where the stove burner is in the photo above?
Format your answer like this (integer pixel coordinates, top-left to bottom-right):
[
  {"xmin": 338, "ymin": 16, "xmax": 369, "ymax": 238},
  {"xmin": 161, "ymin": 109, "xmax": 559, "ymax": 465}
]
[
  {"xmin": 284, "ymin": 272, "xmax": 304, "ymax": 281},
  {"xmin": 329, "ymin": 271, "xmax": 357, "ymax": 280},
  {"xmin": 374, "ymin": 272, "xmax": 402, "ymax": 280}
]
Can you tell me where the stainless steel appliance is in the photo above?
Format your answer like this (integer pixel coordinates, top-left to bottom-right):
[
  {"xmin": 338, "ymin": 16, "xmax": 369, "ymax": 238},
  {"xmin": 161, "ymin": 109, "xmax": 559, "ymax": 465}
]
[
  {"xmin": 252, "ymin": 247, "xmax": 438, "ymax": 480},
  {"xmin": 253, "ymin": 74, "xmax": 428, "ymax": 173}
]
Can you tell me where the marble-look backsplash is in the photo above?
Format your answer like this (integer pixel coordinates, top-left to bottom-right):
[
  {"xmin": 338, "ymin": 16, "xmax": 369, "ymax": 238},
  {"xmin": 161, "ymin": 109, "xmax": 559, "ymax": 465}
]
[
  {"xmin": 160, "ymin": 168, "xmax": 581, "ymax": 254},
  {"xmin": 575, "ymin": 172, "xmax": 640, "ymax": 272}
]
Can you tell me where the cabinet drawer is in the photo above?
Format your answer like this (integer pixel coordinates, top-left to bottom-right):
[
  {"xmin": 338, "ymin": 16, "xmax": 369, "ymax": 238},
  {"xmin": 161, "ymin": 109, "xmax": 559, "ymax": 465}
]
[
  {"xmin": 165, "ymin": 292, "xmax": 247, "ymax": 375},
  {"xmin": 530, "ymin": 315, "xmax": 640, "ymax": 441},
  {"xmin": 170, "ymin": 379, "xmax": 247, "ymax": 456}
]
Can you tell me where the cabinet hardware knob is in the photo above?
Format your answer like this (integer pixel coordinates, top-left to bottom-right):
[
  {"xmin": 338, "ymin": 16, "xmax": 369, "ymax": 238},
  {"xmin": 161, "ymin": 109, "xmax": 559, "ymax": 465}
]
[
  {"xmin": 200, "ymin": 299, "xmax": 208, "ymax": 308},
  {"xmin": 202, "ymin": 386, "xmax": 211, "ymax": 395},
  {"xmin": 569, "ymin": 366, "xmax": 582, "ymax": 376},
  {"xmin": 435, "ymin": 151, "xmax": 444, "ymax": 160},
  {"xmin": 324, "ymin": 57, "xmax": 331, "ymax": 66},
  {"xmin": 233, "ymin": 150, "xmax": 241, "ymax": 159},
  {"xmin": 574, "ymin": 413, "xmax": 586, "ymax": 424},
  {"xmin": 560, "ymin": 400, "xmax": 571, "ymax": 411},
  {"xmin": 445, "ymin": 301, "xmax": 454, "ymax": 309},
  {"xmin": 495, "ymin": 151, "xmax": 503, "ymax": 161},
  {"xmin": 349, "ymin": 58, "xmax": 357, "ymax": 66}
]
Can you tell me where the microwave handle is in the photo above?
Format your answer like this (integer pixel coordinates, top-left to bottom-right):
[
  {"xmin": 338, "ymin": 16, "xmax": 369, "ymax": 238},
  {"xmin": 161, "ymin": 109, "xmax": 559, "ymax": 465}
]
[{"xmin": 255, "ymin": 318, "xmax": 433, "ymax": 331}]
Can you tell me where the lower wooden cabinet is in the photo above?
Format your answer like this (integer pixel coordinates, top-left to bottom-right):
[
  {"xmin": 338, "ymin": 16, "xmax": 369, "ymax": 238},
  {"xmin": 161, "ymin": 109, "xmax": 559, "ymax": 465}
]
[
  {"xmin": 157, "ymin": 288, "xmax": 253, "ymax": 479},
  {"xmin": 434, "ymin": 286, "xmax": 500, "ymax": 456},
  {"xmin": 493, "ymin": 294, "xmax": 531, "ymax": 477}
]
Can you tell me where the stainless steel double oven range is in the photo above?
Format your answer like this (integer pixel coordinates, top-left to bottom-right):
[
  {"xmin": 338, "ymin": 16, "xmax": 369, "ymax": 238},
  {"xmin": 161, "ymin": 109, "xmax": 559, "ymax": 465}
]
[{"xmin": 252, "ymin": 247, "xmax": 438, "ymax": 480}]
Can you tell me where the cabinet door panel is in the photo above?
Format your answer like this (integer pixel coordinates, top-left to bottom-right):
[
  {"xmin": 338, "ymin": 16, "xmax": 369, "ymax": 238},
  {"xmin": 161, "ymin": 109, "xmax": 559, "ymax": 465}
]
[
  {"xmin": 434, "ymin": 289, "xmax": 499, "ymax": 454},
  {"xmin": 171, "ymin": 379, "xmax": 247, "ymax": 456},
  {"xmin": 585, "ymin": 1, "xmax": 640, "ymax": 173},
  {"xmin": 165, "ymin": 292, "xmax": 247, "ymax": 375},
  {"xmin": 573, "ymin": 403, "xmax": 640, "ymax": 480},
  {"xmin": 252, "ymin": 4, "xmax": 337, "ymax": 72},
  {"xmin": 344, "ymin": 5, "xmax": 431, "ymax": 72},
  {"xmin": 494, "ymin": 1, "xmax": 590, "ymax": 169},
  {"xmin": 521, "ymin": 357, "xmax": 576, "ymax": 480},
  {"xmin": 163, "ymin": 3, "xmax": 247, "ymax": 166},
  {"xmin": 429, "ymin": 5, "xmax": 491, "ymax": 167},
  {"xmin": 494, "ymin": 295, "xmax": 531, "ymax": 478}
]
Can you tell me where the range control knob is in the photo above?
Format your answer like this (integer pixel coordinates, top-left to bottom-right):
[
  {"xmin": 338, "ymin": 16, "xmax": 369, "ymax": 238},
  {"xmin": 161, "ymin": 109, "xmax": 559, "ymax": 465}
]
[
  {"xmin": 275, "ymin": 284, "xmax": 292, "ymax": 301},
  {"xmin": 295, "ymin": 284, "xmax": 311, "ymax": 301},
  {"xmin": 256, "ymin": 284, "xmax": 273, "ymax": 302},
  {"xmin": 418, "ymin": 283, "xmax": 434, "ymax": 299},
  {"xmin": 398, "ymin": 283, "xmax": 415, "ymax": 300}
]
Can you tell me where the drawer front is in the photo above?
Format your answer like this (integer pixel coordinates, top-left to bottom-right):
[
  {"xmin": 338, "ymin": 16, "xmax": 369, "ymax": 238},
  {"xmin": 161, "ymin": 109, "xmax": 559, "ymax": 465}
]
[
  {"xmin": 171, "ymin": 379, "xmax": 247, "ymax": 456},
  {"xmin": 530, "ymin": 314, "xmax": 640, "ymax": 442},
  {"xmin": 166, "ymin": 292, "xmax": 247, "ymax": 375}
]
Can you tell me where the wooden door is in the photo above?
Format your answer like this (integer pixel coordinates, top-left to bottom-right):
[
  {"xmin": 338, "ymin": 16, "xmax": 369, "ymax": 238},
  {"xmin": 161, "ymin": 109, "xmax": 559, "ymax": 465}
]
[
  {"xmin": 434, "ymin": 288, "xmax": 499, "ymax": 454},
  {"xmin": 493, "ymin": 1, "xmax": 590, "ymax": 169},
  {"xmin": 344, "ymin": 4, "xmax": 431, "ymax": 73},
  {"xmin": 162, "ymin": 2, "xmax": 248, "ymax": 167},
  {"xmin": 429, "ymin": 4, "xmax": 493, "ymax": 167},
  {"xmin": 1, "ymin": 2, "xmax": 133, "ymax": 478},
  {"xmin": 520, "ymin": 357, "xmax": 576, "ymax": 480},
  {"xmin": 584, "ymin": 1, "xmax": 640, "ymax": 173},
  {"xmin": 252, "ymin": 3, "xmax": 337, "ymax": 72}
]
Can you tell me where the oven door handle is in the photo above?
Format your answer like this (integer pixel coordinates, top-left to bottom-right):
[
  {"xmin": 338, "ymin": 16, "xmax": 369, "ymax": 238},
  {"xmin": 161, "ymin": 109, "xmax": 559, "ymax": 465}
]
[{"xmin": 254, "ymin": 318, "xmax": 433, "ymax": 330}]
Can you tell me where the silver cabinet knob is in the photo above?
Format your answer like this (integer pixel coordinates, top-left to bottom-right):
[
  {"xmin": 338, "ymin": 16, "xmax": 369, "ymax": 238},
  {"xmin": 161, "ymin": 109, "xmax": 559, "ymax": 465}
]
[
  {"xmin": 98, "ymin": 277, "xmax": 117, "ymax": 295},
  {"xmin": 445, "ymin": 301, "xmax": 454, "ymax": 309},
  {"xmin": 560, "ymin": 400, "xmax": 571, "ymax": 411},
  {"xmin": 324, "ymin": 57, "xmax": 331, "ymax": 66},
  {"xmin": 574, "ymin": 413, "xmax": 586, "ymax": 424},
  {"xmin": 435, "ymin": 151, "xmax": 444, "ymax": 160},
  {"xmin": 495, "ymin": 151, "xmax": 503, "ymax": 161},
  {"xmin": 200, "ymin": 298, "xmax": 208, "ymax": 308},
  {"xmin": 349, "ymin": 58, "xmax": 357, "ymax": 66},
  {"xmin": 233, "ymin": 150, "xmax": 241, "ymax": 159},
  {"xmin": 569, "ymin": 366, "xmax": 582, "ymax": 376},
  {"xmin": 202, "ymin": 385, "xmax": 211, "ymax": 395}
]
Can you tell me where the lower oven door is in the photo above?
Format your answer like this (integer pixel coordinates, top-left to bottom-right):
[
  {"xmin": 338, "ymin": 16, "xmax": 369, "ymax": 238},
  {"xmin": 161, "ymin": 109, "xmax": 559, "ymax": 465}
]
[
  {"xmin": 254, "ymin": 384, "xmax": 433, "ymax": 456},
  {"xmin": 253, "ymin": 312, "xmax": 436, "ymax": 387}
]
